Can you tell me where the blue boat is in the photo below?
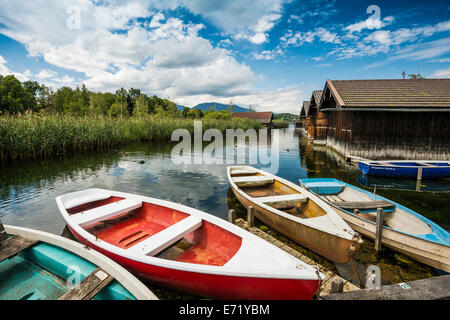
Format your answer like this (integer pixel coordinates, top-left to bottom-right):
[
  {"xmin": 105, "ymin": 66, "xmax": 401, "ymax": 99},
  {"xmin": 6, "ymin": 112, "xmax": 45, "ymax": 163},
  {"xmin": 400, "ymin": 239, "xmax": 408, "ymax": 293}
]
[
  {"xmin": 299, "ymin": 178, "xmax": 450, "ymax": 272},
  {"xmin": 0, "ymin": 224, "xmax": 158, "ymax": 300},
  {"xmin": 358, "ymin": 160, "xmax": 450, "ymax": 178}
]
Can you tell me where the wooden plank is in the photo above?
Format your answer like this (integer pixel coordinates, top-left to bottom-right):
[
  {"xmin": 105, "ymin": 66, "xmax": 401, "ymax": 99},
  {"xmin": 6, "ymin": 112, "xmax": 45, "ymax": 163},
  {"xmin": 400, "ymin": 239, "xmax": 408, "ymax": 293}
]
[
  {"xmin": 71, "ymin": 199, "xmax": 142, "ymax": 228},
  {"xmin": 233, "ymin": 176, "xmax": 274, "ymax": 187},
  {"xmin": 59, "ymin": 268, "xmax": 114, "ymax": 300},
  {"xmin": 322, "ymin": 274, "xmax": 450, "ymax": 300},
  {"xmin": 0, "ymin": 235, "xmax": 39, "ymax": 263},
  {"xmin": 127, "ymin": 216, "xmax": 202, "ymax": 256},
  {"xmin": 329, "ymin": 200, "xmax": 395, "ymax": 210},
  {"xmin": 257, "ymin": 194, "xmax": 307, "ymax": 204}
]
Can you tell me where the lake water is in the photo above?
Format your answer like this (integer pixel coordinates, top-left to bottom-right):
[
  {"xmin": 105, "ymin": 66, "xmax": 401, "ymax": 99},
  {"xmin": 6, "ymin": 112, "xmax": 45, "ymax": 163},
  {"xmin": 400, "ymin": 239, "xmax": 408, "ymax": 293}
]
[{"xmin": 1, "ymin": 125, "xmax": 448, "ymax": 297}]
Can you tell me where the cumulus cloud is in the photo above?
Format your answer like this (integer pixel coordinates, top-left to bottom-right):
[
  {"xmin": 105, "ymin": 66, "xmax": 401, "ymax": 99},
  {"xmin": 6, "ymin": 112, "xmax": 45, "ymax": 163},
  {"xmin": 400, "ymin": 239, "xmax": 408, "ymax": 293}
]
[
  {"xmin": 281, "ymin": 27, "xmax": 340, "ymax": 47},
  {"xmin": 429, "ymin": 67, "xmax": 450, "ymax": 78},
  {"xmin": 0, "ymin": 1, "xmax": 261, "ymax": 102},
  {"xmin": 344, "ymin": 16, "xmax": 394, "ymax": 33}
]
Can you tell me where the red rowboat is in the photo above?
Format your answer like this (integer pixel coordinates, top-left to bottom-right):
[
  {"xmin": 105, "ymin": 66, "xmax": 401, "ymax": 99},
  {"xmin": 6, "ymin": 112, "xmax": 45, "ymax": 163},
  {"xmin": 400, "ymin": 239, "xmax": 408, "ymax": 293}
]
[{"xmin": 56, "ymin": 189, "xmax": 324, "ymax": 300}]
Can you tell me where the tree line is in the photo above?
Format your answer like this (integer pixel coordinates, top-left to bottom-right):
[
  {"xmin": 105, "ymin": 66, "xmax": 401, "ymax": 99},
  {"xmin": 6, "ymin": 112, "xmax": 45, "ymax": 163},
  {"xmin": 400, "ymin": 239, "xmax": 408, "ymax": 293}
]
[{"xmin": 0, "ymin": 74, "xmax": 229, "ymax": 119}]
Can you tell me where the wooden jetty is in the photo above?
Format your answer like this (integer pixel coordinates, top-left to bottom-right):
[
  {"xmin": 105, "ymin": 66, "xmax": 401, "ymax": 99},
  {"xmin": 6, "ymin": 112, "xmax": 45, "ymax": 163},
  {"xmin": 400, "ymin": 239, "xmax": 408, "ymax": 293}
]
[{"xmin": 322, "ymin": 274, "xmax": 450, "ymax": 300}]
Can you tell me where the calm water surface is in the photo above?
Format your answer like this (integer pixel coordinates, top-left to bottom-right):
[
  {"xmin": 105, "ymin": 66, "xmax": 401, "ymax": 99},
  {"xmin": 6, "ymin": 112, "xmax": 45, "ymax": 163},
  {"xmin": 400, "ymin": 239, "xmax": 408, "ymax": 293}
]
[{"xmin": 1, "ymin": 126, "xmax": 448, "ymax": 297}]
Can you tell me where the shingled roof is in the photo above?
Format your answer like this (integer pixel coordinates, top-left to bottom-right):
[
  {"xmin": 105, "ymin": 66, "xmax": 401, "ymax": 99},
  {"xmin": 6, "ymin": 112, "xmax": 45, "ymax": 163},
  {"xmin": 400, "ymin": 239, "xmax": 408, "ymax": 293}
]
[
  {"xmin": 300, "ymin": 101, "xmax": 310, "ymax": 118},
  {"xmin": 230, "ymin": 112, "xmax": 273, "ymax": 124},
  {"xmin": 312, "ymin": 90, "xmax": 323, "ymax": 105},
  {"xmin": 323, "ymin": 79, "xmax": 450, "ymax": 110}
]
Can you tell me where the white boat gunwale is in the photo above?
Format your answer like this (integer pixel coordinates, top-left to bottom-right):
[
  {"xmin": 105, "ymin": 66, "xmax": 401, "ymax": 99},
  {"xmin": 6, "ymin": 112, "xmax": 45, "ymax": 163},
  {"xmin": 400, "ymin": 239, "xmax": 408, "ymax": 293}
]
[
  {"xmin": 359, "ymin": 160, "xmax": 450, "ymax": 169},
  {"xmin": 4, "ymin": 224, "xmax": 159, "ymax": 300},
  {"xmin": 227, "ymin": 166, "xmax": 360, "ymax": 242},
  {"xmin": 56, "ymin": 189, "xmax": 323, "ymax": 281}
]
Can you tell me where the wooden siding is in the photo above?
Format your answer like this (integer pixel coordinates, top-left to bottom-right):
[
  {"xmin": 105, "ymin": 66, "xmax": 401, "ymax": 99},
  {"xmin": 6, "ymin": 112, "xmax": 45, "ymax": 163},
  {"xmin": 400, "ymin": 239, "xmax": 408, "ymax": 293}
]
[{"xmin": 324, "ymin": 111, "xmax": 450, "ymax": 160}]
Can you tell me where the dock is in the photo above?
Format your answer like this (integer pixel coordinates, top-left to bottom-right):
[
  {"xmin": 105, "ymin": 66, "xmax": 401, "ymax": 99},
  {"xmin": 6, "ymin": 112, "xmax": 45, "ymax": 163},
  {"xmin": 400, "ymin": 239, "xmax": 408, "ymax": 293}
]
[
  {"xmin": 321, "ymin": 274, "xmax": 450, "ymax": 300},
  {"xmin": 234, "ymin": 218, "xmax": 360, "ymax": 296}
]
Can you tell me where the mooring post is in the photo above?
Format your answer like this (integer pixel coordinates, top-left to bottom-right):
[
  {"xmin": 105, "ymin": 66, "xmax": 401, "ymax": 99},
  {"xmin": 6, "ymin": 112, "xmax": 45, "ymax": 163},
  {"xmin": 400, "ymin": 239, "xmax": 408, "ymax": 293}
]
[
  {"xmin": 0, "ymin": 221, "xmax": 8, "ymax": 242},
  {"xmin": 228, "ymin": 209, "xmax": 236, "ymax": 224},
  {"xmin": 331, "ymin": 278, "xmax": 344, "ymax": 293},
  {"xmin": 247, "ymin": 206, "xmax": 255, "ymax": 228},
  {"xmin": 374, "ymin": 208, "xmax": 384, "ymax": 252},
  {"xmin": 417, "ymin": 167, "xmax": 423, "ymax": 182}
]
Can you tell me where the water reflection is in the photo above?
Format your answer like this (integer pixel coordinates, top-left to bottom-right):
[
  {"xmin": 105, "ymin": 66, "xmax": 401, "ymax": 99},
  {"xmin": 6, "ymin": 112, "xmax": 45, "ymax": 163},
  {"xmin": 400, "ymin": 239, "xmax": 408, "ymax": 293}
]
[{"xmin": 0, "ymin": 127, "xmax": 449, "ymax": 288}]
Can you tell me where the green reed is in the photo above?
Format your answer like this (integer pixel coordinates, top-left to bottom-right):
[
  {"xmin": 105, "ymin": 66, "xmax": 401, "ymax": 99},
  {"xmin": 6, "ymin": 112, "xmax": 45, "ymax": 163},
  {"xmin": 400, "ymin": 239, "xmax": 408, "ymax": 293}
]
[{"xmin": 0, "ymin": 114, "xmax": 262, "ymax": 162}]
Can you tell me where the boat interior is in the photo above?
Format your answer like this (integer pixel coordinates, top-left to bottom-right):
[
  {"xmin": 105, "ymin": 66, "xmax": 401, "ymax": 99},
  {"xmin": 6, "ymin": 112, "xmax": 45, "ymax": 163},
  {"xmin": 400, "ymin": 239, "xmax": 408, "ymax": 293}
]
[
  {"xmin": 316, "ymin": 186, "xmax": 432, "ymax": 235},
  {"xmin": 0, "ymin": 231, "xmax": 133, "ymax": 300},
  {"xmin": 230, "ymin": 168, "xmax": 326, "ymax": 219},
  {"xmin": 66, "ymin": 197, "xmax": 242, "ymax": 266}
]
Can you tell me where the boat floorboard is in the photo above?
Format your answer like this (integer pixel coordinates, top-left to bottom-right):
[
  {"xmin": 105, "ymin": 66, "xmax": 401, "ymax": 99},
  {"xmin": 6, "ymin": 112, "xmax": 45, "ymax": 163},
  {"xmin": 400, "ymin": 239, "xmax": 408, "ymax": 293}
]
[
  {"xmin": 0, "ymin": 235, "xmax": 39, "ymax": 263},
  {"xmin": 329, "ymin": 200, "xmax": 394, "ymax": 210},
  {"xmin": 59, "ymin": 268, "xmax": 114, "ymax": 300}
]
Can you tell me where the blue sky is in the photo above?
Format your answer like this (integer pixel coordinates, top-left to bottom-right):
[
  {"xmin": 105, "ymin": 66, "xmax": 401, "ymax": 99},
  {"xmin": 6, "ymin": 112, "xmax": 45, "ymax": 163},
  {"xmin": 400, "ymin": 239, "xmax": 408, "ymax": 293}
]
[{"xmin": 0, "ymin": 0, "xmax": 449, "ymax": 113}]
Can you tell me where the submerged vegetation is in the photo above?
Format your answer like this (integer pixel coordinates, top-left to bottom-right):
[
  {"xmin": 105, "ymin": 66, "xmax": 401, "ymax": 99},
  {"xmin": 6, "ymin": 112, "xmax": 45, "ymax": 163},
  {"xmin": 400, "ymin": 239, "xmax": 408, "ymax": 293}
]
[{"xmin": 0, "ymin": 74, "xmax": 262, "ymax": 163}]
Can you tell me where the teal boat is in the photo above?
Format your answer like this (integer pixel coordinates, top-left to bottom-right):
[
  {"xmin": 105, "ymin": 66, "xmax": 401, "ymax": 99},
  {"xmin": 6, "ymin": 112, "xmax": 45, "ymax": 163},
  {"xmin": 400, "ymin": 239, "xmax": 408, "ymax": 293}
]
[
  {"xmin": 0, "ymin": 223, "xmax": 158, "ymax": 300},
  {"xmin": 299, "ymin": 178, "xmax": 450, "ymax": 273}
]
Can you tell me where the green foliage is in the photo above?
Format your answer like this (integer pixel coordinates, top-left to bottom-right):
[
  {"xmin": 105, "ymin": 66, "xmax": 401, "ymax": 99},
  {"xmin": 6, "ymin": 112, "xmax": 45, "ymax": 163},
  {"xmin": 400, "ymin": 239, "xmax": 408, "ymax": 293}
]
[
  {"xmin": 133, "ymin": 94, "xmax": 149, "ymax": 117},
  {"xmin": 186, "ymin": 109, "xmax": 203, "ymax": 119},
  {"xmin": 203, "ymin": 110, "xmax": 231, "ymax": 120},
  {"xmin": 0, "ymin": 114, "xmax": 262, "ymax": 162}
]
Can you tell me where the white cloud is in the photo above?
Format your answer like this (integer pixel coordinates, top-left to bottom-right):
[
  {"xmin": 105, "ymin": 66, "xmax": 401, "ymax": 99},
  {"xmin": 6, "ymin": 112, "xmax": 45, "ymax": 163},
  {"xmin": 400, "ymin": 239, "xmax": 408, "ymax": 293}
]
[
  {"xmin": 344, "ymin": 16, "xmax": 394, "ymax": 33},
  {"xmin": 36, "ymin": 69, "xmax": 57, "ymax": 79},
  {"xmin": 429, "ymin": 67, "xmax": 450, "ymax": 78},
  {"xmin": 281, "ymin": 27, "xmax": 340, "ymax": 47},
  {"xmin": 234, "ymin": 13, "xmax": 282, "ymax": 44}
]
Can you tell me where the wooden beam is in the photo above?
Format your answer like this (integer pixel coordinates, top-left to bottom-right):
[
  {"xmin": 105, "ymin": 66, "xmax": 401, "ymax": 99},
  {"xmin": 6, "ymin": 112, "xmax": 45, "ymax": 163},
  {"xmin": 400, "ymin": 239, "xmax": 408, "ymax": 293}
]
[
  {"xmin": 329, "ymin": 200, "xmax": 394, "ymax": 211},
  {"xmin": 0, "ymin": 235, "xmax": 39, "ymax": 263},
  {"xmin": 59, "ymin": 268, "xmax": 114, "ymax": 300},
  {"xmin": 326, "ymin": 80, "xmax": 346, "ymax": 107},
  {"xmin": 0, "ymin": 222, "xmax": 8, "ymax": 242}
]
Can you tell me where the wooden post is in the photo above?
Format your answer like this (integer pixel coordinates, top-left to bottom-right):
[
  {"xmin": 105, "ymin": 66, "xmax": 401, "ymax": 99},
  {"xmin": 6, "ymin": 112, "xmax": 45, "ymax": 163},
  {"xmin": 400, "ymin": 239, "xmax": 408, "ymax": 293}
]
[
  {"xmin": 0, "ymin": 221, "xmax": 8, "ymax": 242},
  {"xmin": 228, "ymin": 209, "xmax": 236, "ymax": 224},
  {"xmin": 247, "ymin": 206, "xmax": 255, "ymax": 228},
  {"xmin": 417, "ymin": 167, "xmax": 423, "ymax": 182},
  {"xmin": 374, "ymin": 208, "xmax": 384, "ymax": 252},
  {"xmin": 331, "ymin": 278, "xmax": 344, "ymax": 293}
]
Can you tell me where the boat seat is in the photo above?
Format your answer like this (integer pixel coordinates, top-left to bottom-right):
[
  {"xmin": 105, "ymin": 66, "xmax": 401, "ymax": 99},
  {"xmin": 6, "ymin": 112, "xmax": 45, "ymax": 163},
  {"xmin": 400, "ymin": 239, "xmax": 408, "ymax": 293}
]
[
  {"xmin": 126, "ymin": 216, "xmax": 202, "ymax": 256},
  {"xmin": 330, "ymin": 200, "xmax": 395, "ymax": 211},
  {"xmin": 231, "ymin": 169, "xmax": 258, "ymax": 176},
  {"xmin": 233, "ymin": 176, "xmax": 274, "ymax": 187},
  {"xmin": 255, "ymin": 194, "xmax": 307, "ymax": 205},
  {"xmin": 71, "ymin": 199, "xmax": 142, "ymax": 228},
  {"xmin": 64, "ymin": 193, "xmax": 111, "ymax": 210}
]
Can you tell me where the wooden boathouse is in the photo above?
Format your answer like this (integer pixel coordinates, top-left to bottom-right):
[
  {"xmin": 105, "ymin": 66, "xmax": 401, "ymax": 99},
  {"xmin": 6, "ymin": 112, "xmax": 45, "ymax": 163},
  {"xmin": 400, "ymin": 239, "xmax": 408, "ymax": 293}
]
[
  {"xmin": 298, "ymin": 79, "xmax": 450, "ymax": 160},
  {"xmin": 231, "ymin": 111, "xmax": 274, "ymax": 127}
]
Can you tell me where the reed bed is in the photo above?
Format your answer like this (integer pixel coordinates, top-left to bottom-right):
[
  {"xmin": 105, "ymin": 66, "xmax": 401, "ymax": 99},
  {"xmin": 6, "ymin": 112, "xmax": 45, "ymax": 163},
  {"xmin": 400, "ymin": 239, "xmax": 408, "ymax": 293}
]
[{"xmin": 0, "ymin": 114, "xmax": 262, "ymax": 162}]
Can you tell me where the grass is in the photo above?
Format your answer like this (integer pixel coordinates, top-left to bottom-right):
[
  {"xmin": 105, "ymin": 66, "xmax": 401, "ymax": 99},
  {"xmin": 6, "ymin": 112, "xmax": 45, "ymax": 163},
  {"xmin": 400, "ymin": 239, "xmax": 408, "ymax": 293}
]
[
  {"xmin": 0, "ymin": 114, "xmax": 262, "ymax": 162},
  {"xmin": 272, "ymin": 119, "xmax": 290, "ymax": 129}
]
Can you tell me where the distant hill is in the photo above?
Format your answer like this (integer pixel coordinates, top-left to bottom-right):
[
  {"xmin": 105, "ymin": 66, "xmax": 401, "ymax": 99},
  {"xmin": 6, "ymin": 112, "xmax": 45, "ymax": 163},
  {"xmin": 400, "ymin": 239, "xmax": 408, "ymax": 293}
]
[
  {"xmin": 192, "ymin": 102, "xmax": 249, "ymax": 113},
  {"xmin": 176, "ymin": 104, "xmax": 188, "ymax": 111}
]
